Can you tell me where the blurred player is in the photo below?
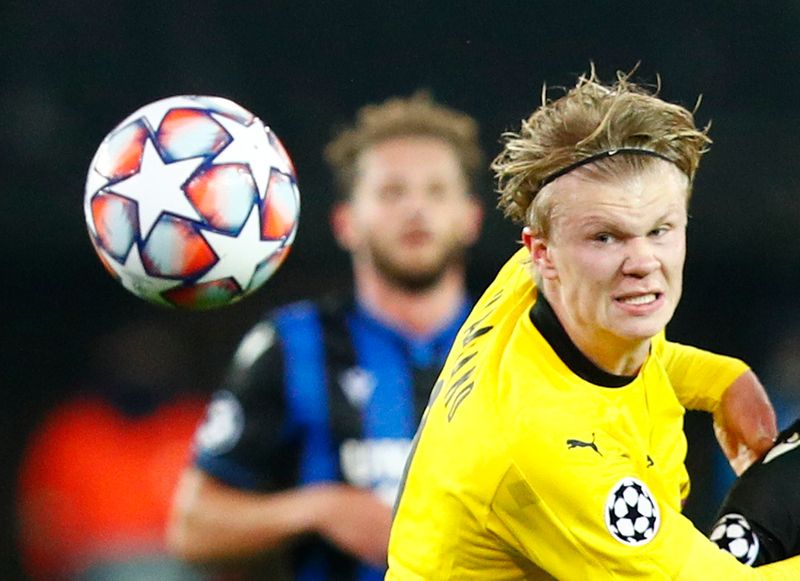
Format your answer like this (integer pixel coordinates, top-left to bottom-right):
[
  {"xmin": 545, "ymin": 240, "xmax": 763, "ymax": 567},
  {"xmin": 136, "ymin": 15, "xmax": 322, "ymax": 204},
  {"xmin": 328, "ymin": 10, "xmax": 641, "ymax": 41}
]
[
  {"xmin": 387, "ymin": 69, "xmax": 800, "ymax": 578},
  {"xmin": 17, "ymin": 320, "xmax": 208, "ymax": 580},
  {"xmin": 167, "ymin": 92, "xmax": 484, "ymax": 579}
]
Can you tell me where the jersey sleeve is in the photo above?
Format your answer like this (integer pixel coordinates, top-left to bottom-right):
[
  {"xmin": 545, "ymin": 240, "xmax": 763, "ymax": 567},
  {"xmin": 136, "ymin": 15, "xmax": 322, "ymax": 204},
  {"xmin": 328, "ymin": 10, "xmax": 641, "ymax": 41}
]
[
  {"xmin": 490, "ymin": 427, "xmax": 800, "ymax": 579},
  {"xmin": 711, "ymin": 419, "xmax": 800, "ymax": 566},
  {"xmin": 658, "ymin": 338, "xmax": 750, "ymax": 412},
  {"xmin": 193, "ymin": 318, "xmax": 297, "ymax": 490}
]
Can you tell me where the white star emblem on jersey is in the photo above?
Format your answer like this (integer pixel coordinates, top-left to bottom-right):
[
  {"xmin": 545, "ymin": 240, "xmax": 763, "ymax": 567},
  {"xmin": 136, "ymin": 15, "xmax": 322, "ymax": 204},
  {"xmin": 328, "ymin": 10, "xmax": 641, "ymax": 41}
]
[
  {"xmin": 108, "ymin": 138, "xmax": 204, "ymax": 236},
  {"xmin": 211, "ymin": 113, "xmax": 290, "ymax": 199},
  {"xmin": 197, "ymin": 206, "xmax": 282, "ymax": 290},
  {"xmin": 97, "ymin": 243, "xmax": 179, "ymax": 306}
]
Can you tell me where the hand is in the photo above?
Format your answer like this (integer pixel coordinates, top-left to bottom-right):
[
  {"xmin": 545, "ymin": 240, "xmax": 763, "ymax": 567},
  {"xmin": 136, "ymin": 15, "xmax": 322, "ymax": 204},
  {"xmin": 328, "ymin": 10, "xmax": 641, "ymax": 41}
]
[
  {"xmin": 307, "ymin": 483, "xmax": 393, "ymax": 566},
  {"xmin": 713, "ymin": 370, "xmax": 778, "ymax": 475}
]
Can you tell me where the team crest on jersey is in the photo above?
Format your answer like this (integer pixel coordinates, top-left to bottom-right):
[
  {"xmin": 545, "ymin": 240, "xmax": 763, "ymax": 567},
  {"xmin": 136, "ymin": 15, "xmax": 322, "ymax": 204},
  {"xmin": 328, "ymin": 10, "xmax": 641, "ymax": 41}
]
[
  {"xmin": 195, "ymin": 390, "xmax": 245, "ymax": 455},
  {"xmin": 338, "ymin": 366, "xmax": 376, "ymax": 409},
  {"xmin": 604, "ymin": 477, "xmax": 660, "ymax": 546}
]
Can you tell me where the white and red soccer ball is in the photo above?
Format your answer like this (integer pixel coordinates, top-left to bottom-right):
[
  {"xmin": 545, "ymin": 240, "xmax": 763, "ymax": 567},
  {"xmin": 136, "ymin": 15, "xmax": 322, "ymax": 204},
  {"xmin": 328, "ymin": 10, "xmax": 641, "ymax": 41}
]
[{"xmin": 83, "ymin": 95, "xmax": 300, "ymax": 309}]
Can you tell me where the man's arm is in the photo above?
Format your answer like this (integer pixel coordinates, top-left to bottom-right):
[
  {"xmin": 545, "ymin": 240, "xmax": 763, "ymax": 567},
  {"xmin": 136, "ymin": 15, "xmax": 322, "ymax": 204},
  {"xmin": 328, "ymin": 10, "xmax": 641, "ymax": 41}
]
[
  {"xmin": 713, "ymin": 371, "xmax": 778, "ymax": 475},
  {"xmin": 167, "ymin": 466, "xmax": 392, "ymax": 566},
  {"xmin": 495, "ymin": 431, "xmax": 800, "ymax": 579},
  {"xmin": 661, "ymin": 340, "xmax": 777, "ymax": 474},
  {"xmin": 167, "ymin": 315, "xmax": 393, "ymax": 566},
  {"xmin": 659, "ymin": 338, "xmax": 750, "ymax": 412},
  {"xmin": 710, "ymin": 419, "xmax": 800, "ymax": 566}
]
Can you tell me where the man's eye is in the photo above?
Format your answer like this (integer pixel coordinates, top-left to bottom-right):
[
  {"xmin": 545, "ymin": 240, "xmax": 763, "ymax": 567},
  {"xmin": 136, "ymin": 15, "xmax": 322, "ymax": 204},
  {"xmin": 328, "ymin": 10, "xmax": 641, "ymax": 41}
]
[
  {"xmin": 595, "ymin": 233, "xmax": 614, "ymax": 244},
  {"xmin": 428, "ymin": 184, "xmax": 446, "ymax": 199},
  {"xmin": 650, "ymin": 226, "xmax": 668, "ymax": 237},
  {"xmin": 380, "ymin": 186, "xmax": 404, "ymax": 199}
]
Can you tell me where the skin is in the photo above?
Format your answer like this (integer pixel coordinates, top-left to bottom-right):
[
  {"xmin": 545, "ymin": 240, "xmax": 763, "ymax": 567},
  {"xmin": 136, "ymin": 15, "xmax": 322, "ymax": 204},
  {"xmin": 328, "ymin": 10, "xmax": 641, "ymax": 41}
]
[
  {"xmin": 168, "ymin": 135, "xmax": 482, "ymax": 566},
  {"xmin": 524, "ymin": 159, "xmax": 776, "ymax": 472},
  {"xmin": 715, "ymin": 372, "xmax": 777, "ymax": 475},
  {"xmin": 331, "ymin": 135, "xmax": 483, "ymax": 334},
  {"xmin": 526, "ymin": 161, "xmax": 689, "ymax": 375}
]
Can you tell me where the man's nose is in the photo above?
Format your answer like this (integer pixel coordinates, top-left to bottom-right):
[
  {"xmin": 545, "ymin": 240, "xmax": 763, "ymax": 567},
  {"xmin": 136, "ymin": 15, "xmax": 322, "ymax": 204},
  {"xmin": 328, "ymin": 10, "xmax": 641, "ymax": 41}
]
[
  {"xmin": 621, "ymin": 238, "xmax": 659, "ymax": 277},
  {"xmin": 400, "ymin": 188, "xmax": 432, "ymax": 213}
]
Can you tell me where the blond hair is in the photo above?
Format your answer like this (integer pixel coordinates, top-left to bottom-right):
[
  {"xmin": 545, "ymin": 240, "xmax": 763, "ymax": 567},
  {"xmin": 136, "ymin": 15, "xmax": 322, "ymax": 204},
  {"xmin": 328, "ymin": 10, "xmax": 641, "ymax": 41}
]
[
  {"xmin": 325, "ymin": 91, "xmax": 483, "ymax": 197},
  {"xmin": 492, "ymin": 67, "xmax": 711, "ymax": 231}
]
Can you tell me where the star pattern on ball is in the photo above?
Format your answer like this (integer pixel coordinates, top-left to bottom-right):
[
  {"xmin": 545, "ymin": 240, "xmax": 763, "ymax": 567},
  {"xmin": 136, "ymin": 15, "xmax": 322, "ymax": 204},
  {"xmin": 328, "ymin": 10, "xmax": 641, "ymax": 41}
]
[
  {"xmin": 97, "ymin": 243, "xmax": 180, "ymax": 306},
  {"xmin": 84, "ymin": 169, "xmax": 108, "ymax": 237},
  {"xmin": 109, "ymin": 138, "xmax": 204, "ymax": 235},
  {"xmin": 132, "ymin": 95, "xmax": 203, "ymax": 132},
  {"xmin": 211, "ymin": 113, "xmax": 291, "ymax": 199},
  {"xmin": 85, "ymin": 167, "xmax": 108, "ymax": 199},
  {"xmin": 84, "ymin": 95, "xmax": 301, "ymax": 309},
  {"xmin": 197, "ymin": 205, "xmax": 282, "ymax": 290}
]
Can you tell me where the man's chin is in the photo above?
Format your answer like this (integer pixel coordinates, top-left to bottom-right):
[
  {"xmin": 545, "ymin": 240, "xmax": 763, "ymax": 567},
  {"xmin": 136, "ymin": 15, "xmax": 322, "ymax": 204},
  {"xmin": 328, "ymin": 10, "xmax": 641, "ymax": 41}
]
[
  {"xmin": 372, "ymin": 256, "xmax": 450, "ymax": 292},
  {"xmin": 616, "ymin": 322, "xmax": 668, "ymax": 344},
  {"xmin": 379, "ymin": 266, "xmax": 445, "ymax": 292},
  {"xmin": 369, "ymin": 245, "xmax": 466, "ymax": 292}
]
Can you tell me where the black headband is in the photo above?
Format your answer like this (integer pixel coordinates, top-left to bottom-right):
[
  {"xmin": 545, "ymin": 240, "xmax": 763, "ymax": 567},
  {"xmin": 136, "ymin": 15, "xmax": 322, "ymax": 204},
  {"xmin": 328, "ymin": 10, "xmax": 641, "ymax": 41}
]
[{"xmin": 539, "ymin": 148, "xmax": 676, "ymax": 189}]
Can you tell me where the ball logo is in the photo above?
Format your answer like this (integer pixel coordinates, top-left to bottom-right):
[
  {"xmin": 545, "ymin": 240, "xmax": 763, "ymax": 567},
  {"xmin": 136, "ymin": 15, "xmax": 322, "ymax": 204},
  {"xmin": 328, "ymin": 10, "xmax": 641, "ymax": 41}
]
[
  {"xmin": 196, "ymin": 391, "xmax": 245, "ymax": 455},
  {"xmin": 604, "ymin": 477, "xmax": 660, "ymax": 546},
  {"xmin": 710, "ymin": 513, "xmax": 759, "ymax": 565}
]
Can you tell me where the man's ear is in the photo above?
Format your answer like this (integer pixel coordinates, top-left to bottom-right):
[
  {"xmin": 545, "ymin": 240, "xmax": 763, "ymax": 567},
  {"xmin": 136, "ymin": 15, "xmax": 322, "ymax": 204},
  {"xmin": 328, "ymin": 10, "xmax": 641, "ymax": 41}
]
[
  {"xmin": 330, "ymin": 200, "xmax": 355, "ymax": 250},
  {"xmin": 522, "ymin": 227, "xmax": 558, "ymax": 280}
]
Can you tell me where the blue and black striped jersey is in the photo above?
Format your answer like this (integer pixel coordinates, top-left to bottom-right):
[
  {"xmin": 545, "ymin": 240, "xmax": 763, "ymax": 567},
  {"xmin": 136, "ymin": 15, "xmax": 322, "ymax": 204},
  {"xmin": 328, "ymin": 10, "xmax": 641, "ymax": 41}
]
[{"xmin": 194, "ymin": 293, "xmax": 471, "ymax": 580}]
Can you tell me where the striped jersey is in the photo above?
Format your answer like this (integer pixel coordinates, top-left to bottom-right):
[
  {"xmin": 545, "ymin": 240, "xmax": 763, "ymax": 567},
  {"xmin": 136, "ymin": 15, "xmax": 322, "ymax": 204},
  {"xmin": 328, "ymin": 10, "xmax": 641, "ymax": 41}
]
[{"xmin": 194, "ymin": 294, "xmax": 470, "ymax": 580}]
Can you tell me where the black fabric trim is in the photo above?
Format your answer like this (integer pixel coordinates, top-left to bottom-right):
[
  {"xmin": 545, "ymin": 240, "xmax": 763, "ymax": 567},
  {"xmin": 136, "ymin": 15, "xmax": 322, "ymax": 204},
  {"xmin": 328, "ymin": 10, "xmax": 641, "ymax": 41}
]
[
  {"xmin": 530, "ymin": 293, "xmax": 636, "ymax": 388},
  {"xmin": 315, "ymin": 293, "xmax": 362, "ymax": 581},
  {"xmin": 412, "ymin": 364, "xmax": 443, "ymax": 421},
  {"xmin": 317, "ymin": 293, "xmax": 362, "ymax": 466}
]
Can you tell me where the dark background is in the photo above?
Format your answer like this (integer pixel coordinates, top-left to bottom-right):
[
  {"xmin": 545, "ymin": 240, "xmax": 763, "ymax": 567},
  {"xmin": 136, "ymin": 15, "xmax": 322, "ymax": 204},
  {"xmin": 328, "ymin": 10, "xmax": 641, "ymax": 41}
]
[{"xmin": 3, "ymin": 1, "xmax": 800, "ymax": 576}]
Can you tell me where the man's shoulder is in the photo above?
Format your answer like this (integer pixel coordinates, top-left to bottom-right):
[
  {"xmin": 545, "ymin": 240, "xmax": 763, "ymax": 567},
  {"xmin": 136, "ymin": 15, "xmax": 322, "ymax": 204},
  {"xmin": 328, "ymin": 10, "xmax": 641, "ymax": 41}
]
[{"xmin": 268, "ymin": 293, "xmax": 354, "ymax": 326}]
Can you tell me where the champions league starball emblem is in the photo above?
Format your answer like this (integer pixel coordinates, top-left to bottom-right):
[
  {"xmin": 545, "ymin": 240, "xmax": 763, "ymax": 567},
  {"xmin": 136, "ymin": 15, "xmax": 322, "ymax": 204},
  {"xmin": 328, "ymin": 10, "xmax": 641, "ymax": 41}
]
[
  {"xmin": 710, "ymin": 513, "xmax": 760, "ymax": 565},
  {"xmin": 604, "ymin": 477, "xmax": 660, "ymax": 546}
]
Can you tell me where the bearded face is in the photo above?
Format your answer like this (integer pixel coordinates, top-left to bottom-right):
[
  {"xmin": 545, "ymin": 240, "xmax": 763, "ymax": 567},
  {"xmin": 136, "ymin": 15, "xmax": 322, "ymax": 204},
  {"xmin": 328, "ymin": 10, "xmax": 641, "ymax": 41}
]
[{"xmin": 334, "ymin": 136, "xmax": 482, "ymax": 293}]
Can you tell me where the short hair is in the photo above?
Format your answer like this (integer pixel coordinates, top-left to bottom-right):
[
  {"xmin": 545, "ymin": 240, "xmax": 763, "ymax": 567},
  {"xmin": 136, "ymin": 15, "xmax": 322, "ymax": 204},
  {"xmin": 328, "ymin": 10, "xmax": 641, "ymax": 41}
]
[
  {"xmin": 492, "ymin": 67, "xmax": 711, "ymax": 232},
  {"xmin": 324, "ymin": 91, "xmax": 484, "ymax": 198}
]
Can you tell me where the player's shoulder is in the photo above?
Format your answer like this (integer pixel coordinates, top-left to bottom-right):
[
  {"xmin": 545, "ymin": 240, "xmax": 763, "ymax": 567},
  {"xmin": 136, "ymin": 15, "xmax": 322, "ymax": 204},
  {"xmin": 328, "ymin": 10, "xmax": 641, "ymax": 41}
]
[
  {"xmin": 268, "ymin": 298, "xmax": 318, "ymax": 324},
  {"xmin": 230, "ymin": 298, "xmax": 326, "ymax": 367},
  {"xmin": 269, "ymin": 293, "xmax": 354, "ymax": 325},
  {"xmin": 226, "ymin": 297, "xmax": 334, "ymax": 372}
]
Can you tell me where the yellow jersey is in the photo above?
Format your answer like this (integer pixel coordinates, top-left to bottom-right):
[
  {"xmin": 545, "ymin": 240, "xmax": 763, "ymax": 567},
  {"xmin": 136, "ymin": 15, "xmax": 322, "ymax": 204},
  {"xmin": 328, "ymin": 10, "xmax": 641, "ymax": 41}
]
[{"xmin": 387, "ymin": 249, "xmax": 800, "ymax": 580}]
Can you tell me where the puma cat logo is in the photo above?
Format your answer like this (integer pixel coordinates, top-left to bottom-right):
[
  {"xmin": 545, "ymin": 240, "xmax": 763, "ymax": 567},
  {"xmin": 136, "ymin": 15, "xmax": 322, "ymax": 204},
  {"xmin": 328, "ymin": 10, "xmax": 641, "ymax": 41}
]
[{"xmin": 566, "ymin": 433, "xmax": 602, "ymax": 456}]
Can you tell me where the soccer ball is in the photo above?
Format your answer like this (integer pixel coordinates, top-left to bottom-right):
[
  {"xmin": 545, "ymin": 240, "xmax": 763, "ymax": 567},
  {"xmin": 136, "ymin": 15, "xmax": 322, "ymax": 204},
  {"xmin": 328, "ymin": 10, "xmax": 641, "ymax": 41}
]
[
  {"xmin": 83, "ymin": 95, "xmax": 300, "ymax": 309},
  {"xmin": 710, "ymin": 513, "xmax": 760, "ymax": 565},
  {"xmin": 604, "ymin": 477, "xmax": 661, "ymax": 546}
]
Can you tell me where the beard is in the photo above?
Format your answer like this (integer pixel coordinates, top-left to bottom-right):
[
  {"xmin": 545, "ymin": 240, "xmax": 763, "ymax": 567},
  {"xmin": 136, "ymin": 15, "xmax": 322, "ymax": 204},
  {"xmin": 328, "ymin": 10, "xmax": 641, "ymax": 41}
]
[{"xmin": 367, "ymin": 237, "xmax": 467, "ymax": 293}]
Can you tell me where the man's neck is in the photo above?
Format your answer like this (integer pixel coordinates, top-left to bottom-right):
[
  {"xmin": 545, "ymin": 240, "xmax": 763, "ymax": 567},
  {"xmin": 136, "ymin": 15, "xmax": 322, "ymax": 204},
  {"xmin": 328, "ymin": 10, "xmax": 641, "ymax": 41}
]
[
  {"xmin": 543, "ymin": 289, "xmax": 650, "ymax": 376},
  {"xmin": 353, "ymin": 264, "xmax": 467, "ymax": 336}
]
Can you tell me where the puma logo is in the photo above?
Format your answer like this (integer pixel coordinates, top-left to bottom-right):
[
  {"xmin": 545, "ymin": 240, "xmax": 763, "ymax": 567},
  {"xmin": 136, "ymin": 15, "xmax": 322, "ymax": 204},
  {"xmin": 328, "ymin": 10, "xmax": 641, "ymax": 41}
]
[{"xmin": 566, "ymin": 433, "xmax": 602, "ymax": 456}]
